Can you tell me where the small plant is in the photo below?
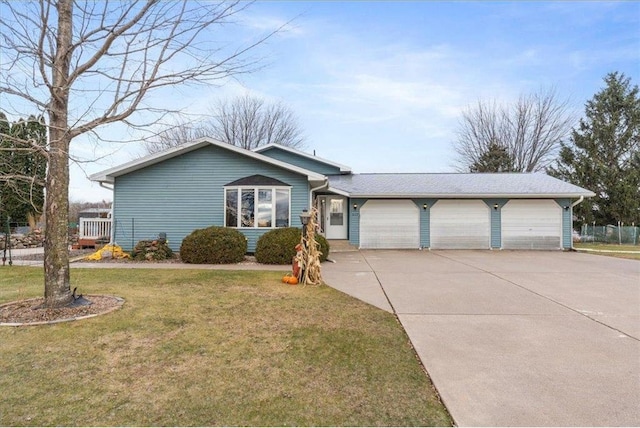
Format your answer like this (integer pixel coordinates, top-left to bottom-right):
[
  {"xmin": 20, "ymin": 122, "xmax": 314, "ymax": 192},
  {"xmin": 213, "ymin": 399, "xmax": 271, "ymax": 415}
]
[
  {"xmin": 180, "ymin": 226, "xmax": 246, "ymax": 264},
  {"xmin": 255, "ymin": 227, "xmax": 329, "ymax": 265},
  {"xmin": 132, "ymin": 239, "xmax": 174, "ymax": 261}
]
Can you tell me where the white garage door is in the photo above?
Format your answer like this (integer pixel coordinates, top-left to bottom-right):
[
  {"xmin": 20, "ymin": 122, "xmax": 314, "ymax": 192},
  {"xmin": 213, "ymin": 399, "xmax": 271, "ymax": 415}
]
[
  {"xmin": 360, "ymin": 200, "xmax": 420, "ymax": 249},
  {"xmin": 502, "ymin": 200, "xmax": 562, "ymax": 250},
  {"xmin": 431, "ymin": 200, "xmax": 490, "ymax": 249}
]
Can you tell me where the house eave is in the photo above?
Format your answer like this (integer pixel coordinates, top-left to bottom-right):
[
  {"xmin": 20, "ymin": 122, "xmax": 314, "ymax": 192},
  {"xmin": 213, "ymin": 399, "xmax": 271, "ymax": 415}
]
[
  {"xmin": 324, "ymin": 187, "xmax": 351, "ymax": 197},
  {"xmin": 338, "ymin": 192, "xmax": 596, "ymax": 199}
]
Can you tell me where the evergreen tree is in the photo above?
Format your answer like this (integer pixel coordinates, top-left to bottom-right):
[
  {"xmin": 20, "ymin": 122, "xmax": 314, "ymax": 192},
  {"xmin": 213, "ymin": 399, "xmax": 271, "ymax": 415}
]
[
  {"xmin": 469, "ymin": 140, "xmax": 515, "ymax": 172},
  {"xmin": 0, "ymin": 113, "xmax": 9, "ymax": 223},
  {"xmin": 548, "ymin": 72, "xmax": 640, "ymax": 224},
  {"xmin": 0, "ymin": 113, "xmax": 47, "ymax": 224}
]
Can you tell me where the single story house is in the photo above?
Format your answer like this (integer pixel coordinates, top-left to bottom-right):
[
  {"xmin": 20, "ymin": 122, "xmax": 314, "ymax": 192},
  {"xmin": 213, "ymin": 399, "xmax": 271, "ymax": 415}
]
[{"xmin": 90, "ymin": 138, "xmax": 595, "ymax": 252}]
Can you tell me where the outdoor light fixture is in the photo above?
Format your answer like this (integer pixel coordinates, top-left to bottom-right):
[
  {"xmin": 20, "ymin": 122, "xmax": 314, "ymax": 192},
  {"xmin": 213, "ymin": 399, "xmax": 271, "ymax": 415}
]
[
  {"xmin": 423, "ymin": 204, "xmax": 427, "ymax": 210},
  {"xmin": 493, "ymin": 204, "xmax": 499, "ymax": 210},
  {"xmin": 299, "ymin": 209, "xmax": 311, "ymax": 226},
  {"xmin": 564, "ymin": 206, "xmax": 570, "ymax": 211},
  {"xmin": 353, "ymin": 203, "xmax": 358, "ymax": 210}
]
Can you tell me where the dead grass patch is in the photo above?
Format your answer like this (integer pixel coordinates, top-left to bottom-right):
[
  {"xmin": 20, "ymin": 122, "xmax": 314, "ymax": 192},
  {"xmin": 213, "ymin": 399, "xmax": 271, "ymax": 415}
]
[
  {"xmin": 574, "ymin": 243, "xmax": 640, "ymax": 260},
  {"xmin": 0, "ymin": 267, "xmax": 452, "ymax": 426}
]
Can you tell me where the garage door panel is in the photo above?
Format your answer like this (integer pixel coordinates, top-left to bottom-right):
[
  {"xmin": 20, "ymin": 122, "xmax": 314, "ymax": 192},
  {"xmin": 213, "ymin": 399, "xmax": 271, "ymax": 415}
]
[
  {"xmin": 360, "ymin": 200, "xmax": 419, "ymax": 249},
  {"xmin": 502, "ymin": 200, "xmax": 561, "ymax": 250},
  {"xmin": 431, "ymin": 200, "xmax": 490, "ymax": 249}
]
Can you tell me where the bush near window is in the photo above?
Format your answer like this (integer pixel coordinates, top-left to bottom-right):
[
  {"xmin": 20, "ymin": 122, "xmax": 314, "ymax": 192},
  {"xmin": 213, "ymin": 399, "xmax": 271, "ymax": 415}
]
[
  {"xmin": 255, "ymin": 227, "xmax": 330, "ymax": 265},
  {"xmin": 180, "ymin": 226, "xmax": 247, "ymax": 264},
  {"xmin": 131, "ymin": 239, "xmax": 174, "ymax": 261}
]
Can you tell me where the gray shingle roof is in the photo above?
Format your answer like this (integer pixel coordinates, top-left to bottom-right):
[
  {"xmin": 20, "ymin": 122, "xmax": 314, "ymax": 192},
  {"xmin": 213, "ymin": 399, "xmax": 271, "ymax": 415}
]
[{"xmin": 327, "ymin": 173, "xmax": 595, "ymax": 198}]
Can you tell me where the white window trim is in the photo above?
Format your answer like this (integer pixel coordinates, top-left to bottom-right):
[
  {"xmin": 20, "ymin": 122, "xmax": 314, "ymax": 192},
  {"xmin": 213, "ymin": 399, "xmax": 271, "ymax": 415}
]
[{"xmin": 224, "ymin": 186, "xmax": 292, "ymax": 229}]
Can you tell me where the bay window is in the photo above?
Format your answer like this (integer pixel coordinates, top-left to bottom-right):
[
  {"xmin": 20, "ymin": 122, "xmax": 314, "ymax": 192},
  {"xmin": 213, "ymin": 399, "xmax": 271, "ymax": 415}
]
[{"xmin": 225, "ymin": 187, "xmax": 290, "ymax": 228}]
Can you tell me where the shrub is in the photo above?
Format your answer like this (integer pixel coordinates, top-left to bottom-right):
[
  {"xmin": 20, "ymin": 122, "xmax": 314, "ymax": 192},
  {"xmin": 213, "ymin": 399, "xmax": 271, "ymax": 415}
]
[
  {"xmin": 255, "ymin": 227, "xmax": 330, "ymax": 265},
  {"xmin": 131, "ymin": 239, "xmax": 174, "ymax": 261},
  {"xmin": 317, "ymin": 234, "xmax": 330, "ymax": 262},
  {"xmin": 180, "ymin": 226, "xmax": 247, "ymax": 264}
]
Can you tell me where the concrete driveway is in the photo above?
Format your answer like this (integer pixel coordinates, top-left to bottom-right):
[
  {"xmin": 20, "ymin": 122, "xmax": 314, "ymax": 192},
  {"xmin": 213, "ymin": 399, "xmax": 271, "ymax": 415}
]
[{"xmin": 322, "ymin": 250, "xmax": 640, "ymax": 427}]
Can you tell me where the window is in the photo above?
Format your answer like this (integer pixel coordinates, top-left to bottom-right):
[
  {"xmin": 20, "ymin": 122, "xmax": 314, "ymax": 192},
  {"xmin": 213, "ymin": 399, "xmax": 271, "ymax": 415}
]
[
  {"xmin": 276, "ymin": 189, "xmax": 289, "ymax": 227},
  {"xmin": 329, "ymin": 198, "xmax": 344, "ymax": 225},
  {"xmin": 257, "ymin": 189, "xmax": 272, "ymax": 227},
  {"xmin": 225, "ymin": 189, "xmax": 238, "ymax": 227},
  {"xmin": 241, "ymin": 190, "xmax": 254, "ymax": 227},
  {"xmin": 225, "ymin": 187, "xmax": 290, "ymax": 228}
]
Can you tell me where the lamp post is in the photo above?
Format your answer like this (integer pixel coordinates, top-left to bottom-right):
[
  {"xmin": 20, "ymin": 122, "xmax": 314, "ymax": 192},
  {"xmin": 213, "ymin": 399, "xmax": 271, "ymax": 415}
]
[{"xmin": 299, "ymin": 209, "xmax": 311, "ymax": 233}]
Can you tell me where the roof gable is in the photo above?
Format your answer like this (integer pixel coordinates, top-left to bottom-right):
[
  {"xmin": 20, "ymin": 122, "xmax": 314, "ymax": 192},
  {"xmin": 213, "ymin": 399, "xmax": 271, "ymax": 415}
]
[
  {"xmin": 254, "ymin": 144, "xmax": 351, "ymax": 174},
  {"xmin": 90, "ymin": 138, "xmax": 327, "ymax": 185}
]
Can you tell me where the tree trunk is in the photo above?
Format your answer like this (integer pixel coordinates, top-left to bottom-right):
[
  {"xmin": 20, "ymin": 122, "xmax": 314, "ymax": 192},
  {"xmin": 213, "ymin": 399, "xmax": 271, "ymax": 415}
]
[{"xmin": 43, "ymin": 0, "xmax": 73, "ymax": 308}]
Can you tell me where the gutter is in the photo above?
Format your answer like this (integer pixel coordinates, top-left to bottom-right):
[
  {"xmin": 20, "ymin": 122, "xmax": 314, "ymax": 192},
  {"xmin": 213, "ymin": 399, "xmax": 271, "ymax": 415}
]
[
  {"xmin": 99, "ymin": 182, "xmax": 113, "ymax": 192},
  {"xmin": 309, "ymin": 179, "xmax": 329, "ymax": 207},
  {"xmin": 344, "ymin": 193, "xmax": 595, "ymax": 199},
  {"xmin": 570, "ymin": 196, "xmax": 585, "ymax": 250},
  {"xmin": 571, "ymin": 195, "xmax": 584, "ymax": 208}
]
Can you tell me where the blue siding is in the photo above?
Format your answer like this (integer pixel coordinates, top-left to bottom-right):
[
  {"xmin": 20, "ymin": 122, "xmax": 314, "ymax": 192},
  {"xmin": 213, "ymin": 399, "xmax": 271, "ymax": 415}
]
[
  {"xmin": 412, "ymin": 199, "xmax": 436, "ymax": 248},
  {"xmin": 259, "ymin": 146, "xmax": 343, "ymax": 175},
  {"xmin": 348, "ymin": 198, "xmax": 367, "ymax": 246},
  {"xmin": 113, "ymin": 145, "xmax": 310, "ymax": 252},
  {"xmin": 484, "ymin": 199, "xmax": 508, "ymax": 249},
  {"xmin": 555, "ymin": 198, "xmax": 572, "ymax": 249}
]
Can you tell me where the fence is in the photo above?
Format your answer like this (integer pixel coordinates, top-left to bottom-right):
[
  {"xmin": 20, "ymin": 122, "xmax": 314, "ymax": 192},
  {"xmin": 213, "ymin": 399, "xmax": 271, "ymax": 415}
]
[
  {"xmin": 1, "ymin": 221, "xmax": 30, "ymax": 235},
  {"xmin": 578, "ymin": 224, "xmax": 639, "ymax": 245},
  {"xmin": 112, "ymin": 218, "xmax": 167, "ymax": 250},
  {"xmin": 78, "ymin": 217, "xmax": 112, "ymax": 240}
]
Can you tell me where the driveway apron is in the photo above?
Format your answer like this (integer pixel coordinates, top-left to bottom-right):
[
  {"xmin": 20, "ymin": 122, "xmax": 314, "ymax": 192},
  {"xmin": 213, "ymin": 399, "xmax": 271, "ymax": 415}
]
[{"xmin": 323, "ymin": 250, "xmax": 640, "ymax": 427}]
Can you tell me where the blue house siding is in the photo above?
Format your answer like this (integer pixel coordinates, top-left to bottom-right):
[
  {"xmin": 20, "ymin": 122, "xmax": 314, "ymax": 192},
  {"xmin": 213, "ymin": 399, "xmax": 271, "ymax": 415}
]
[
  {"xmin": 555, "ymin": 198, "xmax": 572, "ymax": 249},
  {"xmin": 259, "ymin": 146, "xmax": 343, "ymax": 175},
  {"xmin": 412, "ymin": 199, "xmax": 436, "ymax": 248},
  {"xmin": 348, "ymin": 198, "xmax": 367, "ymax": 246},
  {"xmin": 113, "ymin": 145, "xmax": 310, "ymax": 252},
  {"xmin": 484, "ymin": 199, "xmax": 508, "ymax": 249}
]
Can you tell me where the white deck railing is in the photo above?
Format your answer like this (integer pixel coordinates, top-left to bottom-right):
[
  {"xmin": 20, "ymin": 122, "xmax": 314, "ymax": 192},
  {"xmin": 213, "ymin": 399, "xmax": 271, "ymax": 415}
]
[{"xmin": 78, "ymin": 217, "xmax": 111, "ymax": 240}]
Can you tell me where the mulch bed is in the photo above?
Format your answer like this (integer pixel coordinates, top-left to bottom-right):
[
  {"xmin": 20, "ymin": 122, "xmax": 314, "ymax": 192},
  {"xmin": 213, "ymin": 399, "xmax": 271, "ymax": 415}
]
[{"xmin": 0, "ymin": 295, "xmax": 124, "ymax": 326}]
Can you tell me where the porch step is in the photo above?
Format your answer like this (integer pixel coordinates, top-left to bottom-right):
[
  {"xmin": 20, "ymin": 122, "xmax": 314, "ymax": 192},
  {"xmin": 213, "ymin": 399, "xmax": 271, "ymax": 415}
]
[
  {"xmin": 77, "ymin": 238, "xmax": 98, "ymax": 249},
  {"xmin": 327, "ymin": 239, "xmax": 359, "ymax": 253}
]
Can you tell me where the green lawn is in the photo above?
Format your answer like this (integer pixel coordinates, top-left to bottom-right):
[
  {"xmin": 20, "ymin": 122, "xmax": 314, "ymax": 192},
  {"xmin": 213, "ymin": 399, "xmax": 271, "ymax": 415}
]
[
  {"xmin": 0, "ymin": 267, "xmax": 452, "ymax": 427},
  {"xmin": 574, "ymin": 243, "xmax": 640, "ymax": 260}
]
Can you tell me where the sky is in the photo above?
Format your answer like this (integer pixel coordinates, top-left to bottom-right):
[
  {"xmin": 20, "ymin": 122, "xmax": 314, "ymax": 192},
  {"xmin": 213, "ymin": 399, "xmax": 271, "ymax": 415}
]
[{"xmin": 64, "ymin": 1, "xmax": 639, "ymax": 202}]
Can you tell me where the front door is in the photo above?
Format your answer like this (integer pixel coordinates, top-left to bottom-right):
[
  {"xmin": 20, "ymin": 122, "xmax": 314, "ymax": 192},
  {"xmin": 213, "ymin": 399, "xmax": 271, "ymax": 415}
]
[{"xmin": 324, "ymin": 196, "xmax": 348, "ymax": 239}]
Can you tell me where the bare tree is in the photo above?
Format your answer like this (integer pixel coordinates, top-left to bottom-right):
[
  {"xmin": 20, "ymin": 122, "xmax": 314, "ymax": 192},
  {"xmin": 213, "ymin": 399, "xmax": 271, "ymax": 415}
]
[
  {"xmin": 453, "ymin": 88, "xmax": 575, "ymax": 172},
  {"xmin": 0, "ymin": 0, "xmax": 277, "ymax": 308},
  {"xmin": 213, "ymin": 94, "xmax": 305, "ymax": 150},
  {"xmin": 144, "ymin": 94, "xmax": 304, "ymax": 155},
  {"xmin": 144, "ymin": 118, "xmax": 215, "ymax": 155}
]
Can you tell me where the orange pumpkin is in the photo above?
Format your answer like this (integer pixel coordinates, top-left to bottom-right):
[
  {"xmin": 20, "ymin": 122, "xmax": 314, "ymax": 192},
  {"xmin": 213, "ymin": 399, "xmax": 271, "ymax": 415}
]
[{"xmin": 282, "ymin": 274, "xmax": 298, "ymax": 285}]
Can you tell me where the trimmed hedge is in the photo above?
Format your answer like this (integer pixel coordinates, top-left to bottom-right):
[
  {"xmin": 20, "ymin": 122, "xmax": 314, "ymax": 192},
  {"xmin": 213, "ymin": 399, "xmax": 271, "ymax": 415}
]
[
  {"xmin": 255, "ymin": 227, "xmax": 330, "ymax": 265},
  {"xmin": 180, "ymin": 226, "xmax": 247, "ymax": 264}
]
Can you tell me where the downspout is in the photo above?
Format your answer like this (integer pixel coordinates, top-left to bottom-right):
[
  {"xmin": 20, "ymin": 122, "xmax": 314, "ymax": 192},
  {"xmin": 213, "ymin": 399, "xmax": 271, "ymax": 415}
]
[
  {"xmin": 570, "ymin": 196, "xmax": 584, "ymax": 250},
  {"xmin": 309, "ymin": 179, "xmax": 329, "ymax": 208},
  {"xmin": 99, "ymin": 182, "xmax": 115, "ymax": 244}
]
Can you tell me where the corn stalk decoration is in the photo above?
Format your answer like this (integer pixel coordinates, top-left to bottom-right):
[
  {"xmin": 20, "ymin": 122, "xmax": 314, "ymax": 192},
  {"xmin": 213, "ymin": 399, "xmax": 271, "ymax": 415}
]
[{"xmin": 295, "ymin": 206, "xmax": 323, "ymax": 285}]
